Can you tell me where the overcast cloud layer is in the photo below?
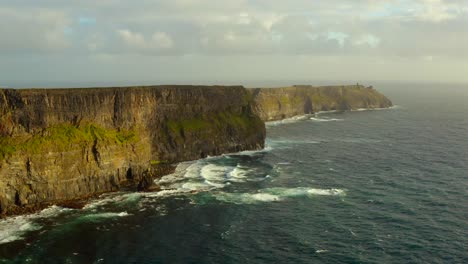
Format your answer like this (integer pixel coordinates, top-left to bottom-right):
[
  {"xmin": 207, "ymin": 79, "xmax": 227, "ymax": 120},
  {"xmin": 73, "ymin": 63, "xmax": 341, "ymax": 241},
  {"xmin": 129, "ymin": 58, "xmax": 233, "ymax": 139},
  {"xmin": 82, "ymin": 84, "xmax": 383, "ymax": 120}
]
[{"xmin": 0, "ymin": 0, "xmax": 467, "ymax": 85}]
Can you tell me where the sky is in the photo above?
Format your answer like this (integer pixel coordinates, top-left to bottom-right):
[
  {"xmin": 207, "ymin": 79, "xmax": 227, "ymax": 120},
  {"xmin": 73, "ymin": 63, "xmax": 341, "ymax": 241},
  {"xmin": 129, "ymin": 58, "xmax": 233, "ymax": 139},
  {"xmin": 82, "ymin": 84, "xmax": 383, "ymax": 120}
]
[{"xmin": 0, "ymin": 0, "xmax": 467, "ymax": 86}]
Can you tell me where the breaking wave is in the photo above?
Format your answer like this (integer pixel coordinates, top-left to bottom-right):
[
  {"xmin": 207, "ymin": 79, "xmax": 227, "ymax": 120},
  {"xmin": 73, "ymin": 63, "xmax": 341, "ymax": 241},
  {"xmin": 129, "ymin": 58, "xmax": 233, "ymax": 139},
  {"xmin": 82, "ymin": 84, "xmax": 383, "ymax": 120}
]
[
  {"xmin": 352, "ymin": 105, "xmax": 400, "ymax": 112},
  {"xmin": 266, "ymin": 115, "xmax": 311, "ymax": 126},
  {"xmin": 309, "ymin": 117, "xmax": 344, "ymax": 122},
  {"xmin": 212, "ymin": 187, "xmax": 346, "ymax": 204},
  {"xmin": 77, "ymin": 212, "xmax": 130, "ymax": 222},
  {"xmin": 0, "ymin": 206, "xmax": 71, "ymax": 245}
]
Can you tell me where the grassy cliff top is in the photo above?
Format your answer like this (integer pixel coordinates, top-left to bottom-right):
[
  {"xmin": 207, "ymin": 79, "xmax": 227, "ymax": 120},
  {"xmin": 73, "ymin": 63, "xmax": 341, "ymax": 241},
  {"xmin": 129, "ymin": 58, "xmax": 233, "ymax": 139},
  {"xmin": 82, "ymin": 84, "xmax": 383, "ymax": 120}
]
[{"xmin": 0, "ymin": 85, "xmax": 245, "ymax": 94}]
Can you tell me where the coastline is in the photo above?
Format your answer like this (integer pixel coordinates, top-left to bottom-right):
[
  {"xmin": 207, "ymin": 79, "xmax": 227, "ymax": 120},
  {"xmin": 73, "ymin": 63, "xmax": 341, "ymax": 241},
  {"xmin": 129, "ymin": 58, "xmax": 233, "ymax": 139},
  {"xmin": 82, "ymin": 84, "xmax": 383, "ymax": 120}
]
[{"xmin": 0, "ymin": 84, "xmax": 391, "ymax": 217}]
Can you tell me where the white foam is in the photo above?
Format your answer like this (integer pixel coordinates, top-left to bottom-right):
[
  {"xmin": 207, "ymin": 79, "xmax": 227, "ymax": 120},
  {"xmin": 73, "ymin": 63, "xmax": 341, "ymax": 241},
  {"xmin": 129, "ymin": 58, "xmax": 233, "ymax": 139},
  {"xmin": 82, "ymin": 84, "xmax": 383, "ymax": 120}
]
[
  {"xmin": 310, "ymin": 117, "xmax": 344, "ymax": 122},
  {"xmin": 181, "ymin": 182, "xmax": 213, "ymax": 191},
  {"xmin": 90, "ymin": 211, "xmax": 128, "ymax": 218},
  {"xmin": 352, "ymin": 105, "xmax": 399, "ymax": 112},
  {"xmin": 200, "ymin": 164, "xmax": 230, "ymax": 182},
  {"xmin": 266, "ymin": 106, "xmax": 397, "ymax": 127},
  {"xmin": 183, "ymin": 162, "xmax": 203, "ymax": 179},
  {"xmin": 37, "ymin": 205, "xmax": 73, "ymax": 218},
  {"xmin": 117, "ymin": 212, "xmax": 130, "ymax": 217},
  {"xmin": 205, "ymin": 180, "xmax": 226, "ymax": 188},
  {"xmin": 307, "ymin": 188, "xmax": 345, "ymax": 196},
  {"xmin": 180, "ymin": 162, "xmax": 264, "ymax": 188},
  {"xmin": 228, "ymin": 166, "xmax": 248, "ymax": 182},
  {"xmin": 156, "ymin": 173, "xmax": 185, "ymax": 185},
  {"xmin": 150, "ymin": 161, "xmax": 234, "ymax": 195},
  {"xmin": 79, "ymin": 211, "xmax": 130, "ymax": 221},
  {"xmin": 83, "ymin": 195, "xmax": 118, "ymax": 210},
  {"xmin": 264, "ymin": 187, "xmax": 311, "ymax": 197},
  {"xmin": 250, "ymin": 193, "xmax": 281, "ymax": 202},
  {"xmin": 266, "ymin": 115, "xmax": 311, "ymax": 126},
  {"xmin": 83, "ymin": 192, "xmax": 142, "ymax": 210},
  {"xmin": 0, "ymin": 205, "xmax": 71, "ymax": 245},
  {"xmin": 214, "ymin": 187, "xmax": 345, "ymax": 204},
  {"xmin": 143, "ymin": 189, "xmax": 191, "ymax": 198},
  {"xmin": 315, "ymin": 110, "xmax": 339, "ymax": 114},
  {"xmin": 214, "ymin": 192, "xmax": 283, "ymax": 204},
  {"xmin": 233, "ymin": 146, "xmax": 272, "ymax": 156},
  {"xmin": 0, "ymin": 218, "xmax": 41, "ymax": 244}
]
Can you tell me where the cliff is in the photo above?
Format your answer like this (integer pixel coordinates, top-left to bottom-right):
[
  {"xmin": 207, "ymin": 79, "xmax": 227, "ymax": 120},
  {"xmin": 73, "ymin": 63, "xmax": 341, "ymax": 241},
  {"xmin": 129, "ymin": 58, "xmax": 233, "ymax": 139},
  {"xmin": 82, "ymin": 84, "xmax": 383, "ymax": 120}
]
[
  {"xmin": 250, "ymin": 85, "xmax": 393, "ymax": 121},
  {"xmin": 0, "ymin": 84, "xmax": 392, "ymax": 217},
  {"xmin": 0, "ymin": 85, "xmax": 265, "ymax": 216}
]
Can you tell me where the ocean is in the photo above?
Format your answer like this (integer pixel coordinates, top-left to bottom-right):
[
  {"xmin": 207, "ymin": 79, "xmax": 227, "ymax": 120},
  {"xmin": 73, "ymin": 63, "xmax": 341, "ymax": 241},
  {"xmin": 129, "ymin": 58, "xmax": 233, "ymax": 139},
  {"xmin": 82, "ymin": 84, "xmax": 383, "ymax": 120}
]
[{"xmin": 0, "ymin": 83, "xmax": 467, "ymax": 263}]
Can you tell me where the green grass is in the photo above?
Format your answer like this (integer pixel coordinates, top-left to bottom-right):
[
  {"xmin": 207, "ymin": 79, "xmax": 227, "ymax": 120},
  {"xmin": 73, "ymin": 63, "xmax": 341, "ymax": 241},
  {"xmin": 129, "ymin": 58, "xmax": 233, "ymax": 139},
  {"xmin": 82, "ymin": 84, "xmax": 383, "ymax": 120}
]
[
  {"xmin": 0, "ymin": 124, "xmax": 139, "ymax": 160},
  {"xmin": 166, "ymin": 111, "xmax": 262, "ymax": 138},
  {"xmin": 167, "ymin": 118, "xmax": 210, "ymax": 134},
  {"xmin": 310, "ymin": 94, "xmax": 334, "ymax": 105},
  {"xmin": 150, "ymin": 160, "xmax": 171, "ymax": 165}
]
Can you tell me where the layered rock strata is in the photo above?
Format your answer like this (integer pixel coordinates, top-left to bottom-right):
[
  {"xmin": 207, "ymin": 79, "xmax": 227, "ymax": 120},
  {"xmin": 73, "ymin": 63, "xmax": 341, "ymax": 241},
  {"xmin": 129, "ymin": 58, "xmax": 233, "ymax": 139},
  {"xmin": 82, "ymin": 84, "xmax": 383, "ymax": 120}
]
[{"xmin": 0, "ymin": 86, "xmax": 265, "ymax": 216}]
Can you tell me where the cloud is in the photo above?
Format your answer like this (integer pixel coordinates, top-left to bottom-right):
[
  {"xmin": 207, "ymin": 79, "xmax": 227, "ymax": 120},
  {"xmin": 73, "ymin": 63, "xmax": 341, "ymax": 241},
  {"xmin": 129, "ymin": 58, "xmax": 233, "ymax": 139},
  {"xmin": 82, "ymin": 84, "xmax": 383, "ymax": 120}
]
[
  {"xmin": 353, "ymin": 34, "xmax": 381, "ymax": 48},
  {"xmin": 412, "ymin": 0, "xmax": 461, "ymax": 22},
  {"xmin": 327, "ymin": 32, "xmax": 349, "ymax": 47},
  {"xmin": 0, "ymin": 0, "xmax": 466, "ymax": 58},
  {"xmin": 0, "ymin": 7, "xmax": 71, "ymax": 53},
  {"xmin": 0, "ymin": 0, "xmax": 467, "ymax": 83},
  {"xmin": 117, "ymin": 30, "xmax": 174, "ymax": 52}
]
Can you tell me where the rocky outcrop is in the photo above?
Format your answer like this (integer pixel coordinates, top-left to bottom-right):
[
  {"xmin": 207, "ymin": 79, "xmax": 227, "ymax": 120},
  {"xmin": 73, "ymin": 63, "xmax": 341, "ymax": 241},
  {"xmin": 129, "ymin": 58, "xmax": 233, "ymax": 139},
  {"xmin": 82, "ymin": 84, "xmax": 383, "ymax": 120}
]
[
  {"xmin": 0, "ymin": 86, "xmax": 265, "ymax": 216},
  {"xmin": 250, "ymin": 85, "xmax": 393, "ymax": 121}
]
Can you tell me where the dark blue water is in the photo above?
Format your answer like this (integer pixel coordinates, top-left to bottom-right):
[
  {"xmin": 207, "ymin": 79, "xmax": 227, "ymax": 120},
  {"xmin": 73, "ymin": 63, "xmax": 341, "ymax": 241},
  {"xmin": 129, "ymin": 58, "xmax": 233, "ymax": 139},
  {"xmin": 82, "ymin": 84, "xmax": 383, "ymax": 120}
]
[{"xmin": 0, "ymin": 83, "xmax": 467, "ymax": 263}]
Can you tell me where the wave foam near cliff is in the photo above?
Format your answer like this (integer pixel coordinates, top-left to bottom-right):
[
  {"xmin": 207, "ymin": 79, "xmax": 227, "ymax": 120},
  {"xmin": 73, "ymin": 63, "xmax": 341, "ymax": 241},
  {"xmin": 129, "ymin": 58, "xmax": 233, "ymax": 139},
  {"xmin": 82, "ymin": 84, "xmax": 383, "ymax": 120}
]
[
  {"xmin": 310, "ymin": 117, "xmax": 344, "ymax": 122},
  {"xmin": 152, "ymin": 153, "xmax": 272, "ymax": 199},
  {"xmin": 352, "ymin": 105, "xmax": 401, "ymax": 112},
  {"xmin": 267, "ymin": 139, "xmax": 321, "ymax": 149},
  {"xmin": 0, "ymin": 206, "xmax": 71, "ymax": 245},
  {"xmin": 266, "ymin": 115, "xmax": 311, "ymax": 126}
]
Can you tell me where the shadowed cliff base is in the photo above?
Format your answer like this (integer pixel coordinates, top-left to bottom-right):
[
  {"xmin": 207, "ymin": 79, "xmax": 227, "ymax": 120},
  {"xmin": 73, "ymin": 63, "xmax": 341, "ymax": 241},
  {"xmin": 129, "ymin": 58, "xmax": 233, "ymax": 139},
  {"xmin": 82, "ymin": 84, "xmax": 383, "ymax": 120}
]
[{"xmin": 0, "ymin": 84, "xmax": 391, "ymax": 217}]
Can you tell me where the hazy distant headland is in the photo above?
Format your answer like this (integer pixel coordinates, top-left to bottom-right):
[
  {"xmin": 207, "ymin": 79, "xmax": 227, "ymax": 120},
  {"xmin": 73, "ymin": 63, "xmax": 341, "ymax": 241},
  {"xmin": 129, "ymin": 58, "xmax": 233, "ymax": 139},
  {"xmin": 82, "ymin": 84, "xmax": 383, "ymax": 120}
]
[
  {"xmin": 250, "ymin": 84, "xmax": 392, "ymax": 121},
  {"xmin": 0, "ymin": 84, "xmax": 391, "ymax": 216}
]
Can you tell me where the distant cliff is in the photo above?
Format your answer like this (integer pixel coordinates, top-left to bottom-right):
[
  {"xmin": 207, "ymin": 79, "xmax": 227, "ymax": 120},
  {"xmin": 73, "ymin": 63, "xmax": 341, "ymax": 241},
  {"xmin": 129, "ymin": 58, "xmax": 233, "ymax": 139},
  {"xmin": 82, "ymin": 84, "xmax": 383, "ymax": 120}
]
[
  {"xmin": 0, "ymin": 86, "xmax": 265, "ymax": 216},
  {"xmin": 250, "ymin": 85, "xmax": 392, "ymax": 121}
]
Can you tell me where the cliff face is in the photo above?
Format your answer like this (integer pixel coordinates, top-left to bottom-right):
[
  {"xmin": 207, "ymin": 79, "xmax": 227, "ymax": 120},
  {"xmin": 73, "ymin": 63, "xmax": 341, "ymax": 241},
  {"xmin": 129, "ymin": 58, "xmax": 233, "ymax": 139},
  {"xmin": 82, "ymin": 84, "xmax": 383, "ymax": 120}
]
[
  {"xmin": 0, "ymin": 86, "xmax": 265, "ymax": 216},
  {"xmin": 250, "ymin": 85, "xmax": 393, "ymax": 121}
]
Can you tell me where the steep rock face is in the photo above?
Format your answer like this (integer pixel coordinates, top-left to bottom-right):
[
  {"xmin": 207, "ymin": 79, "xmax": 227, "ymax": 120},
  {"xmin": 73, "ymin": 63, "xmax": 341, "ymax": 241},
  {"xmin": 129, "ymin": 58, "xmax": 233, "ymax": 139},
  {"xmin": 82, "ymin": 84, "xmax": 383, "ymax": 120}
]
[
  {"xmin": 250, "ymin": 85, "xmax": 393, "ymax": 121},
  {"xmin": 0, "ymin": 86, "xmax": 265, "ymax": 216}
]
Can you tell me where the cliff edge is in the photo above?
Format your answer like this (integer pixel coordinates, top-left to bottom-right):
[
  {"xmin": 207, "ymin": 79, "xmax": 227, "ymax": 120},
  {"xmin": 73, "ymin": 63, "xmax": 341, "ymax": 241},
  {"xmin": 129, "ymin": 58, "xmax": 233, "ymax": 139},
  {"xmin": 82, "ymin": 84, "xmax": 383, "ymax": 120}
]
[
  {"xmin": 250, "ymin": 85, "xmax": 393, "ymax": 121},
  {"xmin": 0, "ymin": 85, "xmax": 265, "ymax": 216}
]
